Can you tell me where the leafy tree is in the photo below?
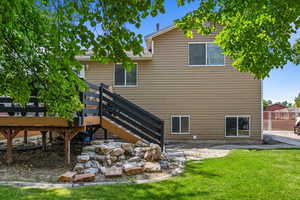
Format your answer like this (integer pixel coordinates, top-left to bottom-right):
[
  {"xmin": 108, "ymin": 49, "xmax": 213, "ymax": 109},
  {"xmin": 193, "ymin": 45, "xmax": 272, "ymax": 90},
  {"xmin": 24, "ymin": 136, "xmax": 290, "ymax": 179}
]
[
  {"xmin": 176, "ymin": 0, "xmax": 300, "ymax": 79},
  {"xmin": 263, "ymin": 100, "xmax": 269, "ymax": 110},
  {"xmin": 0, "ymin": 0, "xmax": 164, "ymax": 119},
  {"xmin": 295, "ymin": 93, "xmax": 300, "ymax": 107}
]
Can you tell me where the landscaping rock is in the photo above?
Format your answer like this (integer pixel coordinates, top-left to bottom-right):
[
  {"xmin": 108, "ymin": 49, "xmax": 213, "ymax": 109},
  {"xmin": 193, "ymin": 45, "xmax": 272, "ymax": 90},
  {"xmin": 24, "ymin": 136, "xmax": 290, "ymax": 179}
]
[
  {"xmin": 135, "ymin": 140, "xmax": 148, "ymax": 147},
  {"xmin": 110, "ymin": 156, "xmax": 118, "ymax": 163},
  {"xmin": 84, "ymin": 160, "xmax": 93, "ymax": 168},
  {"xmin": 82, "ymin": 145, "xmax": 96, "ymax": 153},
  {"xmin": 58, "ymin": 171, "xmax": 77, "ymax": 182},
  {"xmin": 90, "ymin": 154, "xmax": 106, "ymax": 163},
  {"xmin": 111, "ymin": 148, "xmax": 125, "ymax": 156},
  {"xmin": 77, "ymin": 154, "xmax": 90, "ymax": 163},
  {"xmin": 73, "ymin": 163, "xmax": 85, "ymax": 172},
  {"xmin": 91, "ymin": 140, "xmax": 105, "ymax": 145},
  {"xmin": 121, "ymin": 143, "xmax": 134, "ymax": 151},
  {"xmin": 74, "ymin": 173, "xmax": 96, "ymax": 182},
  {"xmin": 159, "ymin": 160, "xmax": 169, "ymax": 169},
  {"xmin": 83, "ymin": 167, "xmax": 99, "ymax": 174},
  {"xmin": 123, "ymin": 162, "xmax": 144, "ymax": 175},
  {"xmin": 102, "ymin": 167, "xmax": 123, "ymax": 178},
  {"xmin": 171, "ymin": 168, "xmax": 183, "ymax": 177},
  {"xmin": 144, "ymin": 162, "xmax": 161, "ymax": 173},
  {"xmin": 128, "ymin": 156, "xmax": 141, "ymax": 163}
]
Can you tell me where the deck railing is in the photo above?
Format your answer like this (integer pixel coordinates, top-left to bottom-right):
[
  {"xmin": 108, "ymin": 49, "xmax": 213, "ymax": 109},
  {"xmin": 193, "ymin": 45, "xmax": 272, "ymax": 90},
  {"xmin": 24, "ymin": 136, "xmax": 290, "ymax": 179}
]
[{"xmin": 0, "ymin": 80, "xmax": 165, "ymax": 150}]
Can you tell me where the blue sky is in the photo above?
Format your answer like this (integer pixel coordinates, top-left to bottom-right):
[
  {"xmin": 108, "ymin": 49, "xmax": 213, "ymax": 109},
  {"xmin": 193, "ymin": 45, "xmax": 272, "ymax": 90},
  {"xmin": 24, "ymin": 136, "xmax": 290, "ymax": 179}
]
[{"xmin": 127, "ymin": 1, "xmax": 300, "ymax": 104}]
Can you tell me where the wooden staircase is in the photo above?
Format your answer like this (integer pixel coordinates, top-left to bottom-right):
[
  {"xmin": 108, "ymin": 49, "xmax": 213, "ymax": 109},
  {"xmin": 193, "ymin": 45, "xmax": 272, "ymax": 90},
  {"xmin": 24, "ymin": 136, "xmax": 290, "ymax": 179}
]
[{"xmin": 80, "ymin": 82, "xmax": 165, "ymax": 150}]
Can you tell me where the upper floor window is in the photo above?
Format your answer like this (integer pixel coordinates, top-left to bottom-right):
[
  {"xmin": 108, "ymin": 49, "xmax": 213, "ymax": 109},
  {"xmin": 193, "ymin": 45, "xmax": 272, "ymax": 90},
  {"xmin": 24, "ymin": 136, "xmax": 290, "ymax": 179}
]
[
  {"xmin": 114, "ymin": 64, "xmax": 137, "ymax": 86},
  {"xmin": 188, "ymin": 43, "xmax": 224, "ymax": 66}
]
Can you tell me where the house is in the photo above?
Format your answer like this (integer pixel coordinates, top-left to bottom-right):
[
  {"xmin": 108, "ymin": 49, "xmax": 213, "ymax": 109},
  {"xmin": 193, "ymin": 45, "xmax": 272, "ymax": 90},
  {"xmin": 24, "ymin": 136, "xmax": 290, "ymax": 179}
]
[
  {"xmin": 77, "ymin": 25, "xmax": 262, "ymax": 144},
  {"xmin": 265, "ymin": 104, "xmax": 287, "ymax": 111}
]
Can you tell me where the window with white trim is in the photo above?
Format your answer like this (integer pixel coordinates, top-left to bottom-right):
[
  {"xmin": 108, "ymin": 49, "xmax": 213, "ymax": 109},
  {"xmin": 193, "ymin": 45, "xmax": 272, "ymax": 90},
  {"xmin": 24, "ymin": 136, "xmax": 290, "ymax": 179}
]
[
  {"xmin": 114, "ymin": 64, "xmax": 137, "ymax": 86},
  {"xmin": 171, "ymin": 115, "xmax": 190, "ymax": 134},
  {"xmin": 225, "ymin": 116, "xmax": 250, "ymax": 137},
  {"xmin": 188, "ymin": 43, "xmax": 224, "ymax": 66}
]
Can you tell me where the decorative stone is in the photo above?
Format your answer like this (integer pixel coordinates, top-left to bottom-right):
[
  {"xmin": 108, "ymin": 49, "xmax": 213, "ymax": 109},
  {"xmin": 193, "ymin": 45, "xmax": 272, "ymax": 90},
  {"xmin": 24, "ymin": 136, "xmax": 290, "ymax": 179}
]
[
  {"xmin": 58, "ymin": 171, "xmax": 77, "ymax": 182},
  {"xmin": 123, "ymin": 162, "xmax": 144, "ymax": 175},
  {"xmin": 82, "ymin": 145, "xmax": 96, "ymax": 153},
  {"xmin": 77, "ymin": 154, "xmax": 90, "ymax": 163},
  {"xmin": 85, "ymin": 160, "xmax": 101, "ymax": 169},
  {"xmin": 110, "ymin": 156, "xmax": 118, "ymax": 163},
  {"xmin": 83, "ymin": 167, "xmax": 99, "ymax": 174},
  {"xmin": 144, "ymin": 162, "xmax": 161, "ymax": 172},
  {"xmin": 159, "ymin": 160, "xmax": 169, "ymax": 169},
  {"xmin": 102, "ymin": 167, "xmax": 123, "ymax": 177},
  {"xmin": 114, "ymin": 162, "xmax": 123, "ymax": 167},
  {"xmin": 121, "ymin": 143, "xmax": 134, "ymax": 151},
  {"xmin": 85, "ymin": 160, "xmax": 93, "ymax": 168},
  {"xmin": 118, "ymin": 155, "xmax": 126, "ymax": 161},
  {"xmin": 111, "ymin": 148, "xmax": 125, "ymax": 156},
  {"xmin": 135, "ymin": 140, "xmax": 149, "ymax": 147},
  {"xmin": 128, "ymin": 156, "xmax": 141, "ymax": 163},
  {"xmin": 73, "ymin": 163, "xmax": 85, "ymax": 172},
  {"xmin": 91, "ymin": 140, "xmax": 105, "ymax": 145},
  {"xmin": 171, "ymin": 168, "xmax": 183, "ymax": 177},
  {"xmin": 90, "ymin": 154, "xmax": 106, "ymax": 163},
  {"xmin": 74, "ymin": 173, "xmax": 96, "ymax": 182}
]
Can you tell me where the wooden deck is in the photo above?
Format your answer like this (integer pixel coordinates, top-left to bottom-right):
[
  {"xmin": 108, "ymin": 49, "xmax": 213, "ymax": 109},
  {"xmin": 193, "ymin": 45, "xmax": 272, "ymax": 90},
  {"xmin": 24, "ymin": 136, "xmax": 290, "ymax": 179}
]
[{"xmin": 0, "ymin": 116, "xmax": 102, "ymax": 166}]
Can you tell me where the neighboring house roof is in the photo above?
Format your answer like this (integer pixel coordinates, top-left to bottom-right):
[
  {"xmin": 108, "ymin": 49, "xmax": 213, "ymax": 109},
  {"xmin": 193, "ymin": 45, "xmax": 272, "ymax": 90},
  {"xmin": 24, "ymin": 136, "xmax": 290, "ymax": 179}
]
[
  {"xmin": 75, "ymin": 49, "xmax": 152, "ymax": 61},
  {"xmin": 265, "ymin": 104, "xmax": 287, "ymax": 111}
]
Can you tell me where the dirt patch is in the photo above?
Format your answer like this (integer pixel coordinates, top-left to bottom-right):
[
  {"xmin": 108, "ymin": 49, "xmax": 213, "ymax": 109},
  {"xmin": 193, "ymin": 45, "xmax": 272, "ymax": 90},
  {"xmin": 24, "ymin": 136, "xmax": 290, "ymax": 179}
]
[{"xmin": 0, "ymin": 143, "xmax": 82, "ymax": 183}]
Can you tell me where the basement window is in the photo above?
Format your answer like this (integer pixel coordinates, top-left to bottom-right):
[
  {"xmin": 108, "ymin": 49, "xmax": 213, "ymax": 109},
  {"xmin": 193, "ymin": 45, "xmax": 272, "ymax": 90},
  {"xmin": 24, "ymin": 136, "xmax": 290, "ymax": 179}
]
[
  {"xmin": 225, "ymin": 116, "xmax": 250, "ymax": 137},
  {"xmin": 188, "ymin": 43, "xmax": 224, "ymax": 66},
  {"xmin": 114, "ymin": 64, "xmax": 137, "ymax": 86},
  {"xmin": 171, "ymin": 115, "xmax": 190, "ymax": 134}
]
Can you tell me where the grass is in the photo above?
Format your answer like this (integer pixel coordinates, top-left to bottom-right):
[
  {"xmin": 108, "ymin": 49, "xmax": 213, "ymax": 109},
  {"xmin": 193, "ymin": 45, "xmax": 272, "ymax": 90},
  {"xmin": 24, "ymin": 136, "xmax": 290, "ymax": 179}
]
[{"xmin": 1, "ymin": 149, "xmax": 300, "ymax": 200}]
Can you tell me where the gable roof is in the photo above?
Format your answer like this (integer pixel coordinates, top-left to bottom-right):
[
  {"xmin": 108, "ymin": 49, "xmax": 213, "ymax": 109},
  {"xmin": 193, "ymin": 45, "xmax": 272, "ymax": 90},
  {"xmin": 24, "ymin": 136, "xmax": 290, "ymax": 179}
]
[{"xmin": 144, "ymin": 24, "xmax": 176, "ymax": 49}]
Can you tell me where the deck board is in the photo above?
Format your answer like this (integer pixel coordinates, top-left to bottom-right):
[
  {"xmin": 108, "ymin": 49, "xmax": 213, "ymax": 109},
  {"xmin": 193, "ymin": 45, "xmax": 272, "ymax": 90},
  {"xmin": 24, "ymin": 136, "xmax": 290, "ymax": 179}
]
[{"xmin": 0, "ymin": 116, "xmax": 101, "ymax": 127}]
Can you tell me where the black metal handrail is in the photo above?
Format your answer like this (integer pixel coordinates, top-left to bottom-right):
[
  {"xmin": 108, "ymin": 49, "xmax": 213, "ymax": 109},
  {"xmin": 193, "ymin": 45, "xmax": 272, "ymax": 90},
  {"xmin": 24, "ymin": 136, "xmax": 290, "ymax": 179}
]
[{"xmin": 98, "ymin": 83, "xmax": 164, "ymax": 150}]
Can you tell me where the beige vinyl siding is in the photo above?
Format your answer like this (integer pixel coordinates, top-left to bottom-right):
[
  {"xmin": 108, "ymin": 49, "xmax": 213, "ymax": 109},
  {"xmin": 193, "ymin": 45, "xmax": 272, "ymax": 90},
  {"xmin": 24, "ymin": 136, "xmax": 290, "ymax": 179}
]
[{"xmin": 83, "ymin": 27, "xmax": 262, "ymax": 143}]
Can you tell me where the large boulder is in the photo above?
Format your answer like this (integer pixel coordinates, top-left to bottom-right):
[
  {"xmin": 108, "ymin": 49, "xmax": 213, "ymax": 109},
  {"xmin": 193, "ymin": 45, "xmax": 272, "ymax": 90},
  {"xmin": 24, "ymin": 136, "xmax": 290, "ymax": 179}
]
[
  {"xmin": 58, "ymin": 171, "xmax": 77, "ymax": 182},
  {"xmin": 74, "ymin": 173, "xmax": 96, "ymax": 182},
  {"xmin": 123, "ymin": 162, "xmax": 144, "ymax": 175}
]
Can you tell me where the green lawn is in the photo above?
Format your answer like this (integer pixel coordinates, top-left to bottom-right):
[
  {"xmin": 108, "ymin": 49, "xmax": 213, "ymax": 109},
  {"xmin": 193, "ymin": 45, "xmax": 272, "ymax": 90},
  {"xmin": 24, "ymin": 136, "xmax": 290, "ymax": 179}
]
[{"xmin": 1, "ymin": 149, "xmax": 300, "ymax": 200}]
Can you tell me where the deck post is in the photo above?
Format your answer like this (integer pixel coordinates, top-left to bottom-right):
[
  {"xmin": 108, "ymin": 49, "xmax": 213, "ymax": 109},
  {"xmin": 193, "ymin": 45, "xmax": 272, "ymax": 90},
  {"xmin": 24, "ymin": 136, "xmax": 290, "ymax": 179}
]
[
  {"xmin": 6, "ymin": 129, "xmax": 13, "ymax": 165},
  {"xmin": 41, "ymin": 131, "xmax": 47, "ymax": 151},
  {"xmin": 23, "ymin": 130, "xmax": 28, "ymax": 144},
  {"xmin": 64, "ymin": 131, "xmax": 71, "ymax": 167},
  {"xmin": 49, "ymin": 131, "xmax": 53, "ymax": 144},
  {"xmin": 104, "ymin": 129, "xmax": 108, "ymax": 140}
]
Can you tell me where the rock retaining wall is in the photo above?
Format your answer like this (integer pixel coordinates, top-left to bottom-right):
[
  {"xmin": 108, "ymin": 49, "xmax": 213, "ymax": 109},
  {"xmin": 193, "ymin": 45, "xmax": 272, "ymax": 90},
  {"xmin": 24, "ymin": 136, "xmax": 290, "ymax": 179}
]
[{"xmin": 60, "ymin": 140, "xmax": 178, "ymax": 182}]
